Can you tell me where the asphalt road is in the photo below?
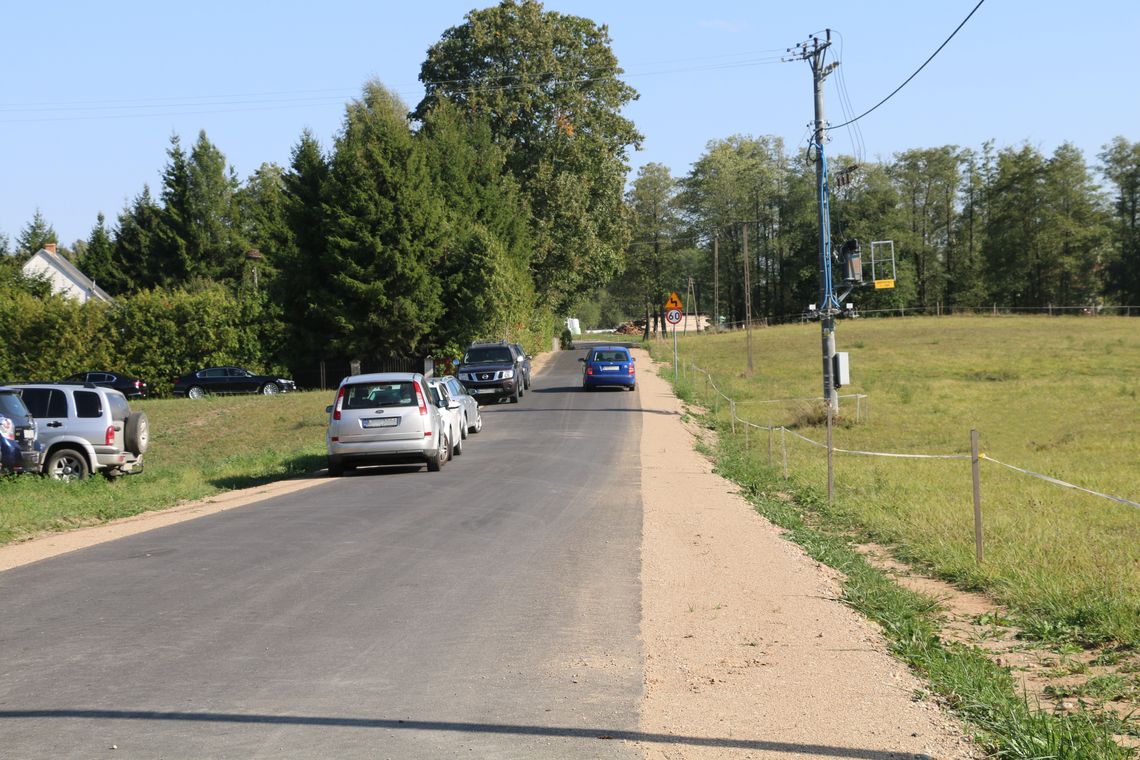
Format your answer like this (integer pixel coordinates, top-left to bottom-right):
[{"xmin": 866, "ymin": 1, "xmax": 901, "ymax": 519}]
[{"xmin": 0, "ymin": 346, "xmax": 645, "ymax": 759}]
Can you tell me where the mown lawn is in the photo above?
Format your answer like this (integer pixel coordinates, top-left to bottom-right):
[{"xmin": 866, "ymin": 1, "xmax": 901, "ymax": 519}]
[{"xmin": 0, "ymin": 390, "xmax": 333, "ymax": 545}]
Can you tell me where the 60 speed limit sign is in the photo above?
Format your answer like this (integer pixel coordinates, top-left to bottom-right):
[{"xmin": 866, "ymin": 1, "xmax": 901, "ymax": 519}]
[{"xmin": 665, "ymin": 308, "xmax": 682, "ymax": 325}]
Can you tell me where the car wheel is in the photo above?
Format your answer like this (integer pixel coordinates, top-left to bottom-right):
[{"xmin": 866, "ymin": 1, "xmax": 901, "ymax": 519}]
[
  {"xmin": 46, "ymin": 448, "xmax": 89, "ymax": 482},
  {"xmin": 453, "ymin": 430, "xmax": 463, "ymax": 455},
  {"xmin": 260, "ymin": 383, "xmax": 280, "ymax": 395},
  {"xmin": 124, "ymin": 411, "xmax": 150, "ymax": 455},
  {"xmin": 460, "ymin": 414, "xmax": 469, "ymax": 439},
  {"xmin": 187, "ymin": 386, "xmax": 205, "ymax": 400},
  {"xmin": 428, "ymin": 435, "xmax": 447, "ymax": 471},
  {"xmin": 471, "ymin": 412, "xmax": 483, "ymax": 434},
  {"xmin": 510, "ymin": 386, "xmax": 520, "ymax": 403},
  {"xmin": 327, "ymin": 458, "xmax": 344, "ymax": 477},
  {"xmin": 628, "ymin": 383, "xmax": 636, "ymax": 392}
]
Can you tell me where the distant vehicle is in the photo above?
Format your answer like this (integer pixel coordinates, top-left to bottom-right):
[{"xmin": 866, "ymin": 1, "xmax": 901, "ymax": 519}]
[
  {"xmin": 172, "ymin": 366, "xmax": 296, "ymax": 399},
  {"xmin": 426, "ymin": 377, "xmax": 465, "ymax": 457},
  {"xmin": 579, "ymin": 345, "xmax": 636, "ymax": 391},
  {"xmin": 511, "ymin": 343, "xmax": 533, "ymax": 390},
  {"xmin": 60, "ymin": 371, "xmax": 148, "ymax": 399},
  {"xmin": 325, "ymin": 372, "xmax": 451, "ymax": 476},
  {"xmin": 457, "ymin": 341, "xmax": 523, "ymax": 404},
  {"xmin": 440, "ymin": 375, "xmax": 482, "ymax": 435},
  {"xmin": 12, "ymin": 383, "xmax": 148, "ymax": 481}
]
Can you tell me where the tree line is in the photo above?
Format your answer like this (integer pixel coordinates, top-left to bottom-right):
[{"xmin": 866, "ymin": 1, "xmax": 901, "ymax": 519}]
[
  {"xmin": 603, "ymin": 136, "xmax": 1140, "ymax": 336},
  {"xmin": 0, "ymin": 1, "xmax": 640, "ymax": 392}
]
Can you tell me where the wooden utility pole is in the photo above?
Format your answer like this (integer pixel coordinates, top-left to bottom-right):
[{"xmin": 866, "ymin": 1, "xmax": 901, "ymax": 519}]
[{"xmin": 743, "ymin": 223, "xmax": 753, "ymax": 372}]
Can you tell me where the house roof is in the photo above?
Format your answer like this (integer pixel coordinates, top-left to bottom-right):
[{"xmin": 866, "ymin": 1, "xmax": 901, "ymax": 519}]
[{"xmin": 24, "ymin": 248, "xmax": 114, "ymax": 304}]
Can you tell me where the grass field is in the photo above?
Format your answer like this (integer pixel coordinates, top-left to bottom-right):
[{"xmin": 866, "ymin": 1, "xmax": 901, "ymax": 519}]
[
  {"xmin": 0, "ymin": 390, "xmax": 332, "ymax": 545},
  {"xmin": 657, "ymin": 314, "xmax": 1140, "ymax": 648},
  {"xmin": 650, "ymin": 314, "xmax": 1140, "ymax": 756}
]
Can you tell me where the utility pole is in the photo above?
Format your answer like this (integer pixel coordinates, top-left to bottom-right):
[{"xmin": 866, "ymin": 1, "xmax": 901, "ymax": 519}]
[
  {"xmin": 743, "ymin": 223, "xmax": 753, "ymax": 372},
  {"xmin": 788, "ymin": 30, "xmax": 840, "ymax": 413},
  {"xmin": 713, "ymin": 232, "xmax": 719, "ymax": 332}
]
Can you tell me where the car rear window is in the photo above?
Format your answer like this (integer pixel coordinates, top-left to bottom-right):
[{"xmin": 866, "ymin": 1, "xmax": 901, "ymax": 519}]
[
  {"xmin": 590, "ymin": 350, "xmax": 629, "ymax": 362},
  {"xmin": 343, "ymin": 382, "xmax": 418, "ymax": 409}
]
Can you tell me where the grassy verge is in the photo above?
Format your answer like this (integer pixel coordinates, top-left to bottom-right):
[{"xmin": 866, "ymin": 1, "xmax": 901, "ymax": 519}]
[{"xmin": 0, "ymin": 390, "xmax": 332, "ymax": 545}]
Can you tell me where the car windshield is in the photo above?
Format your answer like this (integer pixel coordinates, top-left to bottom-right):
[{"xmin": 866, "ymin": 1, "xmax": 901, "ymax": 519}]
[
  {"xmin": 590, "ymin": 350, "xmax": 629, "ymax": 362},
  {"xmin": 343, "ymin": 382, "xmax": 418, "ymax": 409},
  {"xmin": 463, "ymin": 347, "xmax": 513, "ymax": 364},
  {"xmin": 0, "ymin": 392, "xmax": 29, "ymax": 420}
]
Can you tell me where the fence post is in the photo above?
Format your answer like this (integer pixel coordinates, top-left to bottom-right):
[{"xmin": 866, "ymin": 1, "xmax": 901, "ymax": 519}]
[
  {"xmin": 744, "ymin": 421, "xmax": 749, "ymax": 449},
  {"xmin": 767, "ymin": 425, "xmax": 773, "ymax": 467},
  {"xmin": 730, "ymin": 401, "xmax": 736, "ymax": 434},
  {"xmin": 781, "ymin": 427, "xmax": 788, "ymax": 480},
  {"xmin": 971, "ymin": 429, "xmax": 984, "ymax": 564}
]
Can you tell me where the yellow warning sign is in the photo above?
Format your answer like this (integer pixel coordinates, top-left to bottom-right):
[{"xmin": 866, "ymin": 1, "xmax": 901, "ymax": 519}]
[
  {"xmin": 664, "ymin": 291, "xmax": 683, "ymax": 310},
  {"xmin": 874, "ymin": 279, "xmax": 896, "ymax": 290}
]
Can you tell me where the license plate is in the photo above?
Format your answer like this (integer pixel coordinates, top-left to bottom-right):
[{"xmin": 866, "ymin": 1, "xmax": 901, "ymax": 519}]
[
  {"xmin": 363, "ymin": 417, "xmax": 399, "ymax": 428},
  {"xmin": 602, "ymin": 365, "xmax": 619, "ymax": 371},
  {"xmin": 471, "ymin": 388, "xmax": 491, "ymax": 394}
]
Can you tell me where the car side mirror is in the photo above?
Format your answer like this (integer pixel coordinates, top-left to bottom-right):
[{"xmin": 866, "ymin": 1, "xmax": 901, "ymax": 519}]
[
  {"xmin": 325, "ymin": 405, "xmax": 333, "ymax": 413},
  {"xmin": 577, "ymin": 357, "xmax": 585, "ymax": 363}
]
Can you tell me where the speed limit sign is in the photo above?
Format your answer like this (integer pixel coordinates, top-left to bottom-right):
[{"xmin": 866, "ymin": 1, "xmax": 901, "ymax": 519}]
[{"xmin": 665, "ymin": 308, "xmax": 682, "ymax": 325}]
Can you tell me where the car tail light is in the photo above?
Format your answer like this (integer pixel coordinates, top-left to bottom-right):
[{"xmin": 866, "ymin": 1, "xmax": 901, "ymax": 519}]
[
  {"xmin": 332, "ymin": 386, "xmax": 346, "ymax": 420},
  {"xmin": 105, "ymin": 425, "xmax": 116, "ymax": 446},
  {"xmin": 413, "ymin": 382, "xmax": 428, "ymax": 416},
  {"xmin": 585, "ymin": 365, "xmax": 594, "ymax": 375},
  {"xmin": 628, "ymin": 364, "xmax": 635, "ymax": 375}
]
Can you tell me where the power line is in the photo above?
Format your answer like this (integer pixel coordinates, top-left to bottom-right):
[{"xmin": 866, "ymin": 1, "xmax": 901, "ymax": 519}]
[{"xmin": 829, "ymin": 0, "xmax": 986, "ymax": 130}]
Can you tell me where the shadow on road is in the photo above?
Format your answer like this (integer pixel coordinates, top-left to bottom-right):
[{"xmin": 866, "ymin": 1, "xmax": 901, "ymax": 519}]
[{"xmin": 0, "ymin": 709, "xmax": 922, "ymax": 758}]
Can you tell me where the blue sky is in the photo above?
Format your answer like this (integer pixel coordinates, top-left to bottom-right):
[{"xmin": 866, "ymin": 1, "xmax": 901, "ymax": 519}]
[{"xmin": 3, "ymin": 1, "xmax": 1137, "ymax": 248}]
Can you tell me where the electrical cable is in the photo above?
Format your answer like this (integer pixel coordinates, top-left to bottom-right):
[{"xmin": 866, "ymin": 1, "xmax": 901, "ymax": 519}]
[{"xmin": 829, "ymin": 0, "xmax": 985, "ymax": 130}]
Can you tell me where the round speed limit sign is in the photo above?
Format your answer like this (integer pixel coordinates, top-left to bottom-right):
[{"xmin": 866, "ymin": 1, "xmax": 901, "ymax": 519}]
[{"xmin": 665, "ymin": 308, "xmax": 682, "ymax": 325}]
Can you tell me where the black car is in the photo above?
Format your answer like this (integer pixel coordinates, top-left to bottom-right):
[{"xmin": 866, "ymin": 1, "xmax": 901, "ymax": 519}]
[
  {"xmin": 172, "ymin": 366, "xmax": 296, "ymax": 399},
  {"xmin": 60, "ymin": 371, "xmax": 148, "ymax": 399},
  {"xmin": 0, "ymin": 386, "xmax": 42, "ymax": 473},
  {"xmin": 457, "ymin": 341, "xmax": 524, "ymax": 404}
]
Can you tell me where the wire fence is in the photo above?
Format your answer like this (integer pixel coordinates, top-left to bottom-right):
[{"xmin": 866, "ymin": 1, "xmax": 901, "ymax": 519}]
[
  {"xmin": 682, "ymin": 303, "xmax": 1140, "ymax": 333},
  {"xmin": 681, "ymin": 361, "xmax": 1140, "ymax": 561}
]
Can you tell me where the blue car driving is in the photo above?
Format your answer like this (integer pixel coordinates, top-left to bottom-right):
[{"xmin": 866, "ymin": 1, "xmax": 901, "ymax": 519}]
[{"xmin": 580, "ymin": 346, "xmax": 636, "ymax": 391}]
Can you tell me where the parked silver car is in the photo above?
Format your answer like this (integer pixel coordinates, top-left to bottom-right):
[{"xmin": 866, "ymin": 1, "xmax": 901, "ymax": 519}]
[
  {"xmin": 325, "ymin": 372, "xmax": 452, "ymax": 476},
  {"xmin": 13, "ymin": 383, "xmax": 148, "ymax": 481}
]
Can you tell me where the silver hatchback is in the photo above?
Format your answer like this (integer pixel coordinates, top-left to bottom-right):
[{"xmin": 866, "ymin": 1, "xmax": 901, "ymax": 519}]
[{"xmin": 326, "ymin": 372, "xmax": 451, "ymax": 476}]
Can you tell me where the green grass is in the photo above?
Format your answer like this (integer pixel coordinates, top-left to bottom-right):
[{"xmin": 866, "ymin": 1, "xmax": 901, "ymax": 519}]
[
  {"xmin": 0, "ymin": 390, "xmax": 332, "ymax": 545},
  {"xmin": 657, "ymin": 315, "xmax": 1140, "ymax": 649},
  {"xmin": 693, "ymin": 395, "xmax": 1136, "ymax": 758}
]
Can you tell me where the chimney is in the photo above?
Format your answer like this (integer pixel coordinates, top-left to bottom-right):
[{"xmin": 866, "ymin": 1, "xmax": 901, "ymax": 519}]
[{"xmin": 44, "ymin": 243, "xmax": 57, "ymax": 254}]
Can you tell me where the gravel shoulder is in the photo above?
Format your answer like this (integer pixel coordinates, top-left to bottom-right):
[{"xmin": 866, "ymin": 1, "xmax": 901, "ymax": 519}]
[{"xmin": 634, "ymin": 348, "xmax": 978, "ymax": 759}]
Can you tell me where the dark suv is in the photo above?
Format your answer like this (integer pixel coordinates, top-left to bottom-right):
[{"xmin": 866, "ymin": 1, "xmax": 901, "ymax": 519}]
[{"xmin": 458, "ymin": 341, "xmax": 524, "ymax": 404}]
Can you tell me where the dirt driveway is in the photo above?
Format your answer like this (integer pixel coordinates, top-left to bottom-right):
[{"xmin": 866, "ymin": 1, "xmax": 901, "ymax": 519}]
[{"xmin": 1, "ymin": 351, "xmax": 977, "ymax": 758}]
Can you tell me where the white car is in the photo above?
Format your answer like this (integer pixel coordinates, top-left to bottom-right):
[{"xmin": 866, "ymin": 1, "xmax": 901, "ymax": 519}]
[
  {"xmin": 325, "ymin": 372, "xmax": 451, "ymax": 476},
  {"xmin": 439, "ymin": 375, "xmax": 482, "ymax": 436},
  {"xmin": 427, "ymin": 377, "xmax": 467, "ymax": 457}
]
